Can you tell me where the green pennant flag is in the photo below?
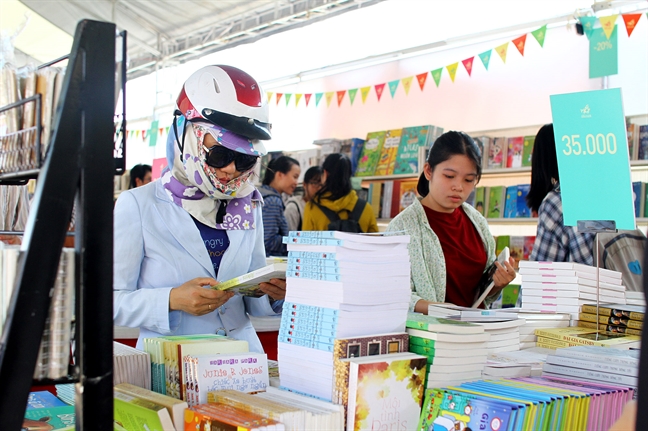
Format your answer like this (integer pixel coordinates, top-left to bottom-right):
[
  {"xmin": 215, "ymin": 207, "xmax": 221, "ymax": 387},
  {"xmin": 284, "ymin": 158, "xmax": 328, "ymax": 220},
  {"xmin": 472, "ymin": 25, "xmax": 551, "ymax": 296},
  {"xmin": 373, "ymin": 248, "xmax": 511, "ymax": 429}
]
[
  {"xmin": 348, "ymin": 88, "xmax": 358, "ymax": 105},
  {"xmin": 478, "ymin": 50, "xmax": 491, "ymax": 70},
  {"xmin": 388, "ymin": 79, "xmax": 400, "ymax": 98},
  {"xmin": 315, "ymin": 93, "xmax": 323, "ymax": 107},
  {"xmin": 285, "ymin": 93, "xmax": 292, "ymax": 106},
  {"xmin": 148, "ymin": 120, "xmax": 159, "ymax": 147},
  {"xmin": 431, "ymin": 68, "xmax": 443, "ymax": 87},
  {"xmin": 531, "ymin": 24, "xmax": 547, "ymax": 47}
]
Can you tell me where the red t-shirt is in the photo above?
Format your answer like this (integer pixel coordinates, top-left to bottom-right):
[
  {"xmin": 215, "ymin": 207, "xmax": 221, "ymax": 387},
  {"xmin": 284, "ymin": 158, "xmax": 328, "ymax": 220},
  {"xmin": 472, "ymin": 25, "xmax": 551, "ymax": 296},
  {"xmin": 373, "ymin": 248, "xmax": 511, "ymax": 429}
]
[{"xmin": 422, "ymin": 205, "xmax": 487, "ymax": 307}]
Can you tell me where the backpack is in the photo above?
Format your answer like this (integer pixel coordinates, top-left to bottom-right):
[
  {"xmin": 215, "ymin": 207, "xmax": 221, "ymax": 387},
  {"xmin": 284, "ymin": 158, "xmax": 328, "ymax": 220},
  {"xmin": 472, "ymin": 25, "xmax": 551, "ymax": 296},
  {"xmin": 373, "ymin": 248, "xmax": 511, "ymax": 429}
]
[
  {"xmin": 597, "ymin": 229, "xmax": 647, "ymax": 292},
  {"xmin": 313, "ymin": 198, "xmax": 367, "ymax": 233}
]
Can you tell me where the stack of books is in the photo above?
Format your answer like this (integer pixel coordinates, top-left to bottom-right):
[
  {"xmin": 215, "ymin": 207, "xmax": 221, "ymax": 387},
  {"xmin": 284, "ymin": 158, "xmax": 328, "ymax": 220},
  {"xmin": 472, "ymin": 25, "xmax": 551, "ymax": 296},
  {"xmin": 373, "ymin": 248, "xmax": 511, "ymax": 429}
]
[
  {"xmin": 114, "ymin": 383, "xmax": 187, "ymax": 431},
  {"xmin": 486, "ymin": 347, "xmax": 553, "ymax": 377},
  {"xmin": 514, "ymin": 310, "xmax": 571, "ymax": 349},
  {"xmin": 475, "ymin": 317, "xmax": 525, "ymax": 355},
  {"xmin": 625, "ymin": 291, "xmax": 645, "ymax": 306},
  {"xmin": 534, "ymin": 326, "xmax": 641, "ymax": 350},
  {"xmin": 542, "ymin": 345, "xmax": 640, "ymax": 388},
  {"xmin": 519, "ymin": 261, "xmax": 626, "ymax": 320},
  {"xmin": 278, "ymin": 231, "xmax": 412, "ymax": 401},
  {"xmin": 577, "ymin": 303, "xmax": 644, "ymax": 336},
  {"xmin": 406, "ymin": 313, "xmax": 490, "ymax": 388},
  {"xmin": 113, "ymin": 341, "xmax": 151, "ymax": 390}
]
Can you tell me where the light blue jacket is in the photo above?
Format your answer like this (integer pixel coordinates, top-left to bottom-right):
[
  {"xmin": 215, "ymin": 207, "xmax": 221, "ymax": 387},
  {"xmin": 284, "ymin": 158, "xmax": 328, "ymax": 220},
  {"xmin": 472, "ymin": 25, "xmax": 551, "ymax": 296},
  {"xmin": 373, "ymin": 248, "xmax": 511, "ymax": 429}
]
[{"xmin": 113, "ymin": 181, "xmax": 281, "ymax": 353}]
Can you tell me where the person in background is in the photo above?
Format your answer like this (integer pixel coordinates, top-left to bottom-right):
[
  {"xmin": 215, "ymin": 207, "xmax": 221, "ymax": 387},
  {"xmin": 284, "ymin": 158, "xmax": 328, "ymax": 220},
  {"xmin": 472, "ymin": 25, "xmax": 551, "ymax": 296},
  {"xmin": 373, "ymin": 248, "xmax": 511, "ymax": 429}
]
[
  {"xmin": 386, "ymin": 131, "xmax": 515, "ymax": 312},
  {"xmin": 302, "ymin": 153, "xmax": 378, "ymax": 232},
  {"xmin": 284, "ymin": 166, "xmax": 322, "ymax": 232},
  {"xmin": 113, "ymin": 65, "xmax": 285, "ymax": 353},
  {"xmin": 259, "ymin": 156, "xmax": 300, "ymax": 256},
  {"xmin": 526, "ymin": 124, "xmax": 594, "ymax": 264},
  {"xmin": 129, "ymin": 163, "xmax": 153, "ymax": 188}
]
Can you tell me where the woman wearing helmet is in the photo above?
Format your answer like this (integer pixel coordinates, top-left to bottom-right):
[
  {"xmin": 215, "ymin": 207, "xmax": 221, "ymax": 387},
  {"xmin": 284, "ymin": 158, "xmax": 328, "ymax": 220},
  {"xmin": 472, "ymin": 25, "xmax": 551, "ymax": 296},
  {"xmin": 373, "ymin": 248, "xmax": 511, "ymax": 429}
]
[{"xmin": 113, "ymin": 65, "xmax": 284, "ymax": 353}]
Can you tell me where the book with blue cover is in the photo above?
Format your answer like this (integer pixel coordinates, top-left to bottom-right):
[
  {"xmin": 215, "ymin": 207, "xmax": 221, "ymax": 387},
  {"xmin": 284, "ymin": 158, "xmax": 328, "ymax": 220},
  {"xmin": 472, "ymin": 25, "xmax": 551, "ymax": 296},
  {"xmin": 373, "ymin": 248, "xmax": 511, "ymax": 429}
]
[
  {"xmin": 504, "ymin": 185, "xmax": 518, "ymax": 218},
  {"xmin": 516, "ymin": 184, "xmax": 531, "ymax": 217},
  {"xmin": 393, "ymin": 125, "xmax": 436, "ymax": 175},
  {"xmin": 26, "ymin": 391, "xmax": 68, "ymax": 409}
]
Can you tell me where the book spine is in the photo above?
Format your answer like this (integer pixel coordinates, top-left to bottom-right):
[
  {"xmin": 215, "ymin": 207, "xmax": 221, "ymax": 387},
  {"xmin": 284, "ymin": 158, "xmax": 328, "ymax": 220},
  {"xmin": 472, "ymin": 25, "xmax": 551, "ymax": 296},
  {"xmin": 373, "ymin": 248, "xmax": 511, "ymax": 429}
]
[
  {"xmin": 282, "ymin": 237, "xmax": 344, "ymax": 246},
  {"xmin": 287, "ymin": 231, "xmax": 339, "ymax": 238},
  {"xmin": 287, "ymin": 251, "xmax": 338, "ymax": 260},
  {"xmin": 281, "ymin": 318, "xmax": 338, "ymax": 332},
  {"xmin": 547, "ymin": 355, "xmax": 637, "ymax": 377},
  {"xmin": 283, "ymin": 302, "xmax": 339, "ymax": 317},
  {"xmin": 286, "ymin": 270, "xmax": 342, "ymax": 282},
  {"xmin": 284, "ymin": 314, "xmax": 339, "ymax": 327},
  {"xmin": 542, "ymin": 363, "xmax": 638, "ymax": 386},
  {"xmin": 279, "ymin": 326, "xmax": 338, "ymax": 339},
  {"xmin": 409, "ymin": 344, "xmax": 435, "ymax": 357},
  {"xmin": 287, "ymin": 258, "xmax": 340, "ymax": 269},
  {"xmin": 536, "ymin": 336, "xmax": 571, "ymax": 348},
  {"xmin": 408, "ymin": 336, "xmax": 436, "ymax": 348},
  {"xmin": 278, "ymin": 336, "xmax": 334, "ymax": 352},
  {"xmin": 581, "ymin": 304, "xmax": 645, "ymax": 321}
]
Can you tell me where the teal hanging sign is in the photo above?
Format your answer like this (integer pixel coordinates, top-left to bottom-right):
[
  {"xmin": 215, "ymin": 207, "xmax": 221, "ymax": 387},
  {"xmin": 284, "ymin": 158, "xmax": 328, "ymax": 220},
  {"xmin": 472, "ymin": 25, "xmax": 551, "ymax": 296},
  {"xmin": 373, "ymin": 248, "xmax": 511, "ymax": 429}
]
[
  {"xmin": 589, "ymin": 25, "xmax": 618, "ymax": 79},
  {"xmin": 550, "ymin": 88, "xmax": 634, "ymax": 229}
]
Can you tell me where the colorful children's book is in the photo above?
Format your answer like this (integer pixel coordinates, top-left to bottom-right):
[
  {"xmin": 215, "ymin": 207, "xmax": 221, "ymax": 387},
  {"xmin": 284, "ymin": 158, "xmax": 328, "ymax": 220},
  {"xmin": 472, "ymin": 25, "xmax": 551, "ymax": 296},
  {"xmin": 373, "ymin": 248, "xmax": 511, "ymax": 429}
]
[
  {"xmin": 473, "ymin": 186, "xmax": 487, "ymax": 215},
  {"xmin": 346, "ymin": 353, "xmax": 427, "ymax": 431},
  {"xmin": 488, "ymin": 137, "xmax": 508, "ymax": 169},
  {"xmin": 522, "ymin": 135, "xmax": 535, "ymax": 167},
  {"xmin": 374, "ymin": 128, "xmax": 403, "ymax": 176},
  {"xmin": 114, "ymin": 391, "xmax": 175, "ymax": 431},
  {"xmin": 504, "ymin": 185, "xmax": 518, "ymax": 218},
  {"xmin": 516, "ymin": 184, "xmax": 531, "ymax": 217},
  {"xmin": 395, "ymin": 179, "xmax": 418, "ymax": 214},
  {"xmin": 487, "ymin": 186, "xmax": 506, "ymax": 218},
  {"xmin": 339, "ymin": 137, "xmax": 365, "ymax": 176},
  {"xmin": 211, "ymin": 262, "xmax": 287, "ymax": 295},
  {"xmin": 356, "ymin": 131, "xmax": 386, "ymax": 176},
  {"xmin": 506, "ymin": 137, "xmax": 524, "ymax": 168},
  {"xmin": 115, "ymin": 383, "xmax": 188, "ymax": 431},
  {"xmin": 24, "ymin": 405, "xmax": 75, "ymax": 430},
  {"xmin": 26, "ymin": 391, "xmax": 68, "ymax": 409},
  {"xmin": 394, "ymin": 126, "xmax": 436, "ymax": 175}
]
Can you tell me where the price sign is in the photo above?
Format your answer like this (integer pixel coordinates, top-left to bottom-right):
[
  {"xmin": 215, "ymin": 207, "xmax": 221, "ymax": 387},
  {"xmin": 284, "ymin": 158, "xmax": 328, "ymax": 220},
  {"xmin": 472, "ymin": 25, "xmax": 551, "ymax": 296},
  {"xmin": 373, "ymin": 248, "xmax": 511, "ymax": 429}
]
[{"xmin": 550, "ymin": 88, "xmax": 634, "ymax": 229}]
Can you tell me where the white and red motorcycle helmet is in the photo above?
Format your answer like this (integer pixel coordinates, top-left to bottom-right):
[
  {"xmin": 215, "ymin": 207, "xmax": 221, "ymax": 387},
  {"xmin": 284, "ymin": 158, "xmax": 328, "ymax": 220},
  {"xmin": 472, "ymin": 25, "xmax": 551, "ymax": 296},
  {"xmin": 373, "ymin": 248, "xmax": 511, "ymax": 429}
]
[{"xmin": 176, "ymin": 65, "xmax": 271, "ymax": 141}]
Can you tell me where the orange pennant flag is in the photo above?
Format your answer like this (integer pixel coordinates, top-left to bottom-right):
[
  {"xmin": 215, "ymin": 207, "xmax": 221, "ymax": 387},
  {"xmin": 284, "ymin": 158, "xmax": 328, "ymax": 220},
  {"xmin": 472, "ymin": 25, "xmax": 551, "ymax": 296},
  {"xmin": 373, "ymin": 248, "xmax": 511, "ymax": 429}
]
[
  {"xmin": 599, "ymin": 15, "xmax": 618, "ymax": 39},
  {"xmin": 295, "ymin": 93, "xmax": 303, "ymax": 106},
  {"xmin": 276, "ymin": 93, "xmax": 283, "ymax": 105},
  {"xmin": 374, "ymin": 83, "xmax": 386, "ymax": 101},
  {"xmin": 416, "ymin": 72, "xmax": 428, "ymax": 91},
  {"xmin": 325, "ymin": 92, "xmax": 335, "ymax": 107},
  {"xmin": 512, "ymin": 34, "xmax": 527, "ymax": 56},
  {"xmin": 336, "ymin": 90, "xmax": 346, "ymax": 107},
  {"xmin": 304, "ymin": 94, "xmax": 312, "ymax": 107},
  {"xmin": 360, "ymin": 86, "xmax": 371, "ymax": 103},
  {"xmin": 622, "ymin": 13, "xmax": 642, "ymax": 37},
  {"xmin": 401, "ymin": 77, "xmax": 413, "ymax": 95},
  {"xmin": 446, "ymin": 63, "xmax": 459, "ymax": 83},
  {"xmin": 266, "ymin": 92, "xmax": 273, "ymax": 104},
  {"xmin": 495, "ymin": 42, "xmax": 509, "ymax": 63},
  {"xmin": 462, "ymin": 57, "xmax": 474, "ymax": 76}
]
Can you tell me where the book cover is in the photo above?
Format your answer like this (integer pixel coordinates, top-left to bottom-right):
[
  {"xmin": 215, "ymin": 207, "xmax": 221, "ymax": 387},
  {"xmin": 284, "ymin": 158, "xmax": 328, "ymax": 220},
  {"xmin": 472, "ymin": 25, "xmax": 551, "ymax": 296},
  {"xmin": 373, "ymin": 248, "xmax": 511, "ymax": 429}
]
[
  {"xmin": 632, "ymin": 181, "xmax": 646, "ymax": 217},
  {"xmin": 373, "ymin": 129, "xmax": 403, "ymax": 176},
  {"xmin": 506, "ymin": 137, "xmax": 524, "ymax": 168},
  {"xmin": 487, "ymin": 186, "xmax": 505, "ymax": 218},
  {"xmin": 24, "ymin": 405, "xmax": 75, "ymax": 430},
  {"xmin": 26, "ymin": 391, "xmax": 68, "ymax": 409},
  {"xmin": 356, "ymin": 131, "xmax": 386, "ymax": 177},
  {"xmin": 212, "ymin": 262, "xmax": 287, "ymax": 295},
  {"xmin": 627, "ymin": 122, "xmax": 639, "ymax": 161},
  {"xmin": 393, "ymin": 126, "xmax": 433, "ymax": 175},
  {"xmin": 488, "ymin": 137, "xmax": 508, "ymax": 169},
  {"xmin": 522, "ymin": 135, "xmax": 535, "ymax": 167},
  {"xmin": 637, "ymin": 125, "xmax": 648, "ymax": 160},
  {"xmin": 339, "ymin": 138, "xmax": 365, "ymax": 176},
  {"xmin": 504, "ymin": 185, "xmax": 517, "ymax": 218},
  {"xmin": 346, "ymin": 353, "xmax": 427, "ymax": 431},
  {"xmin": 516, "ymin": 184, "xmax": 531, "ymax": 217},
  {"xmin": 114, "ymin": 391, "xmax": 175, "ymax": 431},
  {"xmin": 473, "ymin": 136, "xmax": 491, "ymax": 168},
  {"xmin": 473, "ymin": 186, "xmax": 487, "ymax": 215},
  {"xmin": 396, "ymin": 179, "xmax": 419, "ymax": 215},
  {"xmin": 115, "ymin": 383, "xmax": 188, "ymax": 431},
  {"xmin": 523, "ymin": 236, "xmax": 535, "ymax": 260}
]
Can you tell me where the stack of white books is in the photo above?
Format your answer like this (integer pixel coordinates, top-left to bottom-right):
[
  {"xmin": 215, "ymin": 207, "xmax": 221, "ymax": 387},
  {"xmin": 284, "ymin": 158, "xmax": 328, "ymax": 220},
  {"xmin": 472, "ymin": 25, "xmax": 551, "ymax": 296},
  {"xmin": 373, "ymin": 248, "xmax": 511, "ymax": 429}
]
[
  {"xmin": 519, "ymin": 261, "xmax": 626, "ymax": 320},
  {"xmin": 508, "ymin": 309, "xmax": 572, "ymax": 349},
  {"xmin": 278, "ymin": 231, "xmax": 412, "ymax": 401},
  {"xmin": 475, "ymin": 318, "xmax": 525, "ymax": 355},
  {"xmin": 625, "ymin": 291, "xmax": 646, "ymax": 306},
  {"xmin": 485, "ymin": 347, "xmax": 554, "ymax": 378}
]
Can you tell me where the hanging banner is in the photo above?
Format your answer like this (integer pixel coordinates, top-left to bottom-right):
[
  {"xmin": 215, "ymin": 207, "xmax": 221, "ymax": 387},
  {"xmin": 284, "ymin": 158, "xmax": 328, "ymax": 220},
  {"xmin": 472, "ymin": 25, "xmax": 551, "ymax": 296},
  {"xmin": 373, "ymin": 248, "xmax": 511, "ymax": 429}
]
[
  {"xmin": 495, "ymin": 42, "xmax": 509, "ymax": 63},
  {"xmin": 550, "ymin": 88, "xmax": 634, "ymax": 229},
  {"xmin": 148, "ymin": 120, "xmax": 159, "ymax": 147},
  {"xmin": 285, "ymin": 93, "xmax": 292, "ymax": 106},
  {"xmin": 446, "ymin": 63, "xmax": 458, "ymax": 82},
  {"xmin": 348, "ymin": 88, "xmax": 358, "ymax": 105},
  {"xmin": 304, "ymin": 93, "xmax": 312, "ymax": 107},
  {"xmin": 512, "ymin": 34, "xmax": 527, "ymax": 56},
  {"xmin": 336, "ymin": 90, "xmax": 346, "ymax": 107},
  {"xmin": 388, "ymin": 79, "xmax": 400, "ymax": 98},
  {"xmin": 276, "ymin": 93, "xmax": 283, "ymax": 105},
  {"xmin": 375, "ymin": 83, "xmax": 386, "ymax": 101},
  {"xmin": 531, "ymin": 24, "xmax": 547, "ymax": 47},
  {"xmin": 462, "ymin": 57, "xmax": 474, "ymax": 76},
  {"xmin": 589, "ymin": 25, "xmax": 618, "ymax": 78},
  {"xmin": 431, "ymin": 68, "xmax": 443, "ymax": 87},
  {"xmin": 266, "ymin": 92, "xmax": 273, "ymax": 103},
  {"xmin": 325, "ymin": 92, "xmax": 334, "ymax": 107},
  {"xmin": 579, "ymin": 17, "xmax": 598, "ymax": 40},
  {"xmin": 599, "ymin": 15, "xmax": 618, "ymax": 39},
  {"xmin": 360, "ymin": 86, "xmax": 371, "ymax": 103},
  {"xmin": 295, "ymin": 93, "xmax": 302, "ymax": 106},
  {"xmin": 401, "ymin": 76, "xmax": 413, "ymax": 95},
  {"xmin": 622, "ymin": 13, "xmax": 642, "ymax": 37},
  {"xmin": 416, "ymin": 72, "xmax": 428, "ymax": 90},
  {"xmin": 315, "ymin": 93, "xmax": 323, "ymax": 107},
  {"xmin": 478, "ymin": 50, "xmax": 491, "ymax": 70}
]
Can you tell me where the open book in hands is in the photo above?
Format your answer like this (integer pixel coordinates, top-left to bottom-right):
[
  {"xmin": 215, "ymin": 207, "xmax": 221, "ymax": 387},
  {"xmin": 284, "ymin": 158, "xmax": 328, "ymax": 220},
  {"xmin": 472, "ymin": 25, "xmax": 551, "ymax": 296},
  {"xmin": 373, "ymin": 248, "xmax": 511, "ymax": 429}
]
[
  {"xmin": 211, "ymin": 263, "xmax": 287, "ymax": 296},
  {"xmin": 472, "ymin": 246, "xmax": 510, "ymax": 308}
]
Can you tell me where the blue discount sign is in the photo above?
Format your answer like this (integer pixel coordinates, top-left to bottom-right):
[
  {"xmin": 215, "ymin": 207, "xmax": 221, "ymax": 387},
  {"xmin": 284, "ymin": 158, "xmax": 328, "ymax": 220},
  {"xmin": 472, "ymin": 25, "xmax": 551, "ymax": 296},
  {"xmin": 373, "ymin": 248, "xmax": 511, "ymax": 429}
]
[{"xmin": 550, "ymin": 88, "xmax": 634, "ymax": 229}]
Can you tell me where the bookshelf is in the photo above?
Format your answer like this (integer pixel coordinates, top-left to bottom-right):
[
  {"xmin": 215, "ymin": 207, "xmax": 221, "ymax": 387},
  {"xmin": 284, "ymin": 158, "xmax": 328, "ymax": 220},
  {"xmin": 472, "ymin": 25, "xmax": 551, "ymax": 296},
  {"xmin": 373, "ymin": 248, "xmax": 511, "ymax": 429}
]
[{"xmin": 0, "ymin": 20, "xmax": 116, "ymax": 429}]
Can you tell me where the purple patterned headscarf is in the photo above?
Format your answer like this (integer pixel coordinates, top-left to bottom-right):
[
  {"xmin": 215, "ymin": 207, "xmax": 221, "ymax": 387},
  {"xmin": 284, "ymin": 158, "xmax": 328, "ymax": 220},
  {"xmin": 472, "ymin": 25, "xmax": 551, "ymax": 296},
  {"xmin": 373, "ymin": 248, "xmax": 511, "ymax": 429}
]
[{"xmin": 161, "ymin": 119, "xmax": 262, "ymax": 230}]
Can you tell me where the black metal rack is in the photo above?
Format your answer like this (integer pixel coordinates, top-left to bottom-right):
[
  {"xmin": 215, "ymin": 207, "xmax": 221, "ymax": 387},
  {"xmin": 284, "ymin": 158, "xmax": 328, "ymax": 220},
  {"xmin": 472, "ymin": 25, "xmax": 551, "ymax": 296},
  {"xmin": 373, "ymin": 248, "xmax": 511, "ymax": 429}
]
[{"xmin": 0, "ymin": 20, "xmax": 116, "ymax": 430}]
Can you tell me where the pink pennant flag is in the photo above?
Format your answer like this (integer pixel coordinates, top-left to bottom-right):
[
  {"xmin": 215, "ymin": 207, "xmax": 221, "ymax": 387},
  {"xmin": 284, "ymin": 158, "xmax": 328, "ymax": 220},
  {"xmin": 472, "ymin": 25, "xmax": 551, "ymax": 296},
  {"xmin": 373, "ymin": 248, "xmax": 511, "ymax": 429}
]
[
  {"xmin": 304, "ymin": 94, "xmax": 312, "ymax": 107},
  {"xmin": 374, "ymin": 83, "xmax": 386, "ymax": 101},
  {"xmin": 462, "ymin": 57, "xmax": 474, "ymax": 76}
]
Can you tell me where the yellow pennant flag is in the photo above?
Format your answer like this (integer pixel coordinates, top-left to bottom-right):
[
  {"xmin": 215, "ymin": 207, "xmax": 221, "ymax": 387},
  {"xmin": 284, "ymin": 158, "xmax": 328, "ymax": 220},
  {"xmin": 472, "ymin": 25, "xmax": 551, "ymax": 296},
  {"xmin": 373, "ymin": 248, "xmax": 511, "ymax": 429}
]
[
  {"xmin": 495, "ymin": 42, "xmax": 509, "ymax": 63},
  {"xmin": 295, "ymin": 93, "xmax": 303, "ymax": 106},
  {"xmin": 325, "ymin": 92, "xmax": 335, "ymax": 107},
  {"xmin": 599, "ymin": 15, "xmax": 618, "ymax": 39},
  {"xmin": 360, "ymin": 86, "xmax": 371, "ymax": 104},
  {"xmin": 266, "ymin": 92, "xmax": 273, "ymax": 104},
  {"xmin": 446, "ymin": 63, "xmax": 459, "ymax": 83},
  {"xmin": 401, "ymin": 76, "xmax": 413, "ymax": 95}
]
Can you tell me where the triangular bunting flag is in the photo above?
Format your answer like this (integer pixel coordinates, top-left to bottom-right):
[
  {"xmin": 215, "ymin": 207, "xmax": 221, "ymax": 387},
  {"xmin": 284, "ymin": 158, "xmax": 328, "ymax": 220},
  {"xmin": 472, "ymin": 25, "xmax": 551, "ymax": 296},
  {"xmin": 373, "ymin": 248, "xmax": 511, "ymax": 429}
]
[
  {"xmin": 336, "ymin": 90, "xmax": 346, "ymax": 107},
  {"xmin": 325, "ymin": 91, "xmax": 334, "ymax": 107},
  {"xmin": 388, "ymin": 79, "xmax": 400, "ymax": 98},
  {"xmin": 295, "ymin": 93, "xmax": 303, "ymax": 106},
  {"xmin": 462, "ymin": 57, "xmax": 474, "ymax": 76},
  {"xmin": 495, "ymin": 42, "xmax": 509, "ymax": 63},
  {"xmin": 512, "ymin": 34, "xmax": 527, "ymax": 56},
  {"xmin": 360, "ymin": 86, "xmax": 371, "ymax": 103},
  {"xmin": 285, "ymin": 93, "xmax": 292, "ymax": 106},
  {"xmin": 348, "ymin": 88, "xmax": 358, "ymax": 105},
  {"xmin": 142, "ymin": 130, "xmax": 147, "ymax": 140},
  {"xmin": 315, "ymin": 93, "xmax": 323, "ymax": 107},
  {"xmin": 531, "ymin": 25, "xmax": 547, "ymax": 47},
  {"xmin": 401, "ymin": 76, "xmax": 413, "ymax": 95},
  {"xmin": 446, "ymin": 63, "xmax": 458, "ymax": 83},
  {"xmin": 276, "ymin": 93, "xmax": 283, "ymax": 105},
  {"xmin": 416, "ymin": 72, "xmax": 428, "ymax": 91},
  {"xmin": 599, "ymin": 15, "xmax": 618, "ymax": 39},
  {"xmin": 266, "ymin": 92, "xmax": 273, "ymax": 104},
  {"xmin": 135, "ymin": 130, "xmax": 140, "ymax": 138},
  {"xmin": 165, "ymin": 126, "xmax": 170, "ymax": 134},
  {"xmin": 579, "ymin": 16, "xmax": 598, "ymax": 40},
  {"xmin": 374, "ymin": 83, "xmax": 386, "ymax": 101},
  {"xmin": 304, "ymin": 94, "xmax": 312, "ymax": 107},
  {"xmin": 431, "ymin": 68, "xmax": 443, "ymax": 87},
  {"xmin": 158, "ymin": 127, "xmax": 163, "ymax": 135},
  {"xmin": 478, "ymin": 50, "xmax": 491, "ymax": 70},
  {"xmin": 622, "ymin": 13, "xmax": 642, "ymax": 37}
]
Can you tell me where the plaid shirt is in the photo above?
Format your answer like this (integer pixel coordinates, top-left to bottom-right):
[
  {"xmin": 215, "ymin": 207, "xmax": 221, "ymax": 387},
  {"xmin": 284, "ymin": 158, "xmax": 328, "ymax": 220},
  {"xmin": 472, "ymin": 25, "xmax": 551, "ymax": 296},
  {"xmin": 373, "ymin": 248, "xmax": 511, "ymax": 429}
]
[{"xmin": 530, "ymin": 185, "xmax": 595, "ymax": 265}]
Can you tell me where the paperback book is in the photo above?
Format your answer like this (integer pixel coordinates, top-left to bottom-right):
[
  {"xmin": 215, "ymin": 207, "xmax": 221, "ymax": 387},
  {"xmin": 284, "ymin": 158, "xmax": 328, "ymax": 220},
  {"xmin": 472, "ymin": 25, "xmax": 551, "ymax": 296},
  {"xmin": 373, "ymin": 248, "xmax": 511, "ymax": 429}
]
[{"xmin": 211, "ymin": 262, "xmax": 287, "ymax": 295}]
